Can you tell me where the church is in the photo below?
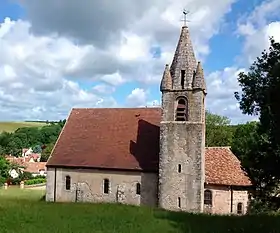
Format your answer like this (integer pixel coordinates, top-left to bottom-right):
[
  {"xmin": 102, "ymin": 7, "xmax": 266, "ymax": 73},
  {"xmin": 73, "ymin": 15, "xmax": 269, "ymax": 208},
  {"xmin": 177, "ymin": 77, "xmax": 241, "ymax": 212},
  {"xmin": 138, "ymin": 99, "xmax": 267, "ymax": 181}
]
[{"xmin": 45, "ymin": 25, "xmax": 252, "ymax": 215}]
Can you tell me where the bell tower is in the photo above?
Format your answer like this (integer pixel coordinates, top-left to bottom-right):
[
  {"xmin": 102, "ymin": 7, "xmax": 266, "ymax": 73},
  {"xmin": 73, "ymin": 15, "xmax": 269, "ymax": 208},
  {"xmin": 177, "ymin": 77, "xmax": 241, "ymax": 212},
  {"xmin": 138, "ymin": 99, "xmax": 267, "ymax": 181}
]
[{"xmin": 158, "ymin": 25, "xmax": 207, "ymax": 212}]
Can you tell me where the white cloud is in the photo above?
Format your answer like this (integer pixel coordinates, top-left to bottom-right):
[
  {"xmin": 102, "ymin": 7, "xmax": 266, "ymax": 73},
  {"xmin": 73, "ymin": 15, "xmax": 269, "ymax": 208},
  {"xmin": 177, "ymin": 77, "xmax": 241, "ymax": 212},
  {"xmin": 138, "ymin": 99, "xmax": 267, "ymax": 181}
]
[
  {"xmin": 205, "ymin": 67, "xmax": 255, "ymax": 124},
  {"xmin": 126, "ymin": 88, "xmax": 149, "ymax": 107},
  {"xmin": 237, "ymin": 0, "xmax": 280, "ymax": 64},
  {"xmin": 0, "ymin": 0, "xmax": 250, "ymax": 122}
]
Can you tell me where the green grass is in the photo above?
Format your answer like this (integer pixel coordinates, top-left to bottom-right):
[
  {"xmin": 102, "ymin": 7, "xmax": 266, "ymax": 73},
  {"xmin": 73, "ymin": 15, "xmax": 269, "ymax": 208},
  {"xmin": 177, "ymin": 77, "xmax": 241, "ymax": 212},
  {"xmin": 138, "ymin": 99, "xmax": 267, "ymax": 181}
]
[
  {"xmin": 0, "ymin": 188, "xmax": 279, "ymax": 233},
  {"xmin": 0, "ymin": 121, "xmax": 47, "ymax": 133}
]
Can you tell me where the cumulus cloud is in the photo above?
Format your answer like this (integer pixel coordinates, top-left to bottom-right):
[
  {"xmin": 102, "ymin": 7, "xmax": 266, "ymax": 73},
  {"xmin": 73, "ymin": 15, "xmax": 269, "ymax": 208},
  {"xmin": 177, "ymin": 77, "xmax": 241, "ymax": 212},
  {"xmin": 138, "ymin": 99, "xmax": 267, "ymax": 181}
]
[
  {"xmin": 0, "ymin": 0, "xmax": 256, "ymax": 122},
  {"xmin": 236, "ymin": 0, "xmax": 280, "ymax": 64}
]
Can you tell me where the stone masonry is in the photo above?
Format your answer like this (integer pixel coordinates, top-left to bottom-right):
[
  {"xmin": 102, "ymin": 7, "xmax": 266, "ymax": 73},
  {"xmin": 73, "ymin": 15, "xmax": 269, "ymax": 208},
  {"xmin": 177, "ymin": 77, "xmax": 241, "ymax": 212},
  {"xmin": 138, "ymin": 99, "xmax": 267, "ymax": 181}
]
[{"xmin": 158, "ymin": 26, "xmax": 206, "ymax": 212}]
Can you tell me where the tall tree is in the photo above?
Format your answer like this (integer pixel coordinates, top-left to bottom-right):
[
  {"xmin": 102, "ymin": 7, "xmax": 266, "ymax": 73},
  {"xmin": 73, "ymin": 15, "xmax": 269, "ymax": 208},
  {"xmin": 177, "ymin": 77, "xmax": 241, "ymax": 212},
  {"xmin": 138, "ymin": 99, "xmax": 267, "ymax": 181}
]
[
  {"xmin": 235, "ymin": 38, "xmax": 280, "ymax": 195},
  {"xmin": 205, "ymin": 111, "xmax": 233, "ymax": 147}
]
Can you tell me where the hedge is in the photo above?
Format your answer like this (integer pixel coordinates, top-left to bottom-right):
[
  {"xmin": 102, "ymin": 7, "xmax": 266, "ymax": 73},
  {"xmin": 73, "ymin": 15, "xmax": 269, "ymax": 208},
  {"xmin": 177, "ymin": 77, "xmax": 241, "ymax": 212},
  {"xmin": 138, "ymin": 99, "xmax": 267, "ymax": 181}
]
[{"xmin": 24, "ymin": 178, "xmax": 46, "ymax": 185}]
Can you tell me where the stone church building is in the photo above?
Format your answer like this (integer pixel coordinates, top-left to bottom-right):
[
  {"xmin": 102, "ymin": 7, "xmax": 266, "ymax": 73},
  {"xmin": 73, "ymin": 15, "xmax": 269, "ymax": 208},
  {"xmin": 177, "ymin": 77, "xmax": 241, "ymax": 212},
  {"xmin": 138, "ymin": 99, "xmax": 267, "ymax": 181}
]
[{"xmin": 46, "ymin": 26, "xmax": 252, "ymax": 215}]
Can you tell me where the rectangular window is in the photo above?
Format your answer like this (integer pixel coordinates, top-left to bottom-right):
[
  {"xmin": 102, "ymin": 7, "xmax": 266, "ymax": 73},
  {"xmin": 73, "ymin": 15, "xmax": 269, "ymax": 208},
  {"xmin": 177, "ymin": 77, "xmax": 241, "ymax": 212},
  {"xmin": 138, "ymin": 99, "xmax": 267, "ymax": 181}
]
[
  {"xmin": 65, "ymin": 175, "xmax": 71, "ymax": 190},
  {"xmin": 178, "ymin": 164, "xmax": 182, "ymax": 173},
  {"xmin": 178, "ymin": 197, "xmax": 181, "ymax": 208},
  {"xmin": 103, "ymin": 179, "xmax": 109, "ymax": 194},
  {"xmin": 136, "ymin": 183, "xmax": 141, "ymax": 195},
  {"xmin": 180, "ymin": 70, "xmax": 185, "ymax": 89}
]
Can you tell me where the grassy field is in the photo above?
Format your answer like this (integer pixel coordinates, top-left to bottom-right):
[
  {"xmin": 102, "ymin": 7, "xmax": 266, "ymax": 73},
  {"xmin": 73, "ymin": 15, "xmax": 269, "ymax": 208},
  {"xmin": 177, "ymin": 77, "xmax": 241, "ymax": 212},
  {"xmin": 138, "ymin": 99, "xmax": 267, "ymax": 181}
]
[
  {"xmin": 0, "ymin": 121, "xmax": 47, "ymax": 133},
  {"xmin": 0, "ymin": 189, "xmax": 279, "ymax": 233}
]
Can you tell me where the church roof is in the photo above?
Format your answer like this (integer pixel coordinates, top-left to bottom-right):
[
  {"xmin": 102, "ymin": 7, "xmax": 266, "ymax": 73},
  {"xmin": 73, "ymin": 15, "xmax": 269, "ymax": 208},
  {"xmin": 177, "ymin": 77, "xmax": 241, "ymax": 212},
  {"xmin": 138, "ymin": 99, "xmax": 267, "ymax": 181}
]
[{"xmin": 47, "ymin": 108, "xmax": 252, "ymax": 187}]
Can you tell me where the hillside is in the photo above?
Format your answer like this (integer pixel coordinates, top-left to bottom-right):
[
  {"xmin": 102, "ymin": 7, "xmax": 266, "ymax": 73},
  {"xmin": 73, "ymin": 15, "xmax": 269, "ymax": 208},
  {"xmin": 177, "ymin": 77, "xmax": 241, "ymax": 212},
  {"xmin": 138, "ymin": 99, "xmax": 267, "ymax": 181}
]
[{"xmin": 0, "ymin": 122, "xmax": 47, "ymax": 133}]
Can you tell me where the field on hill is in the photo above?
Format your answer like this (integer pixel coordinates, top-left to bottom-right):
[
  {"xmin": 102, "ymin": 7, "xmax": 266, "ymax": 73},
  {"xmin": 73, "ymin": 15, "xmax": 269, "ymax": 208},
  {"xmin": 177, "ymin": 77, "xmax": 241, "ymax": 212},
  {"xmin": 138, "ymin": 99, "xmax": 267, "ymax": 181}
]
[
  {"xmin": 0, "ymin": 121, "xmax": 47, "ymax": 133},
  {"xmin": 0, "ymin": 188, "xmax": 279, "ymax": 233}
]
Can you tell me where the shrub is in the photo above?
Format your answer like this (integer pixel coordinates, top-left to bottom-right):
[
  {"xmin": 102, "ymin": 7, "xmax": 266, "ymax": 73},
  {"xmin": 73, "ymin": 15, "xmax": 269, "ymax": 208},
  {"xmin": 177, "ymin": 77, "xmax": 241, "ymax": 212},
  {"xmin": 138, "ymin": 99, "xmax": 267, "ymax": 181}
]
[{"xmin": 24, "ymin": 178, "xmax": 46, "ymax": 186}]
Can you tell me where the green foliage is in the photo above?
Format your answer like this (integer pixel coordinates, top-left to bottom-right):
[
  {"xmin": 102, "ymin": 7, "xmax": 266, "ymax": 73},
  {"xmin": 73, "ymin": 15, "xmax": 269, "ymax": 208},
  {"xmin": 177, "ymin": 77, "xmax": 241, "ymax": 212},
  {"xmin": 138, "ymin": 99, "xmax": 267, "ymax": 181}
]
[
  {"xmin": 0, "ymin": 189, "xmax": 279, "ymax": 233},
  {"xmin": 24, "ymin": 178, "xmax": 46, "ymax": 185},
  {"xmin": 205, "ymin": 111, "xmax": 234, "ymax": 147},
  {"xmin": 235, "ymin": 38, "xmax": 280, "ymax": 196},
  {"xmin": 41, "ymin": 143, "xmax": 55, "ymax": 162},
  {"xmin": 0, "ymin": 120, "xmax": 65, "ymax": 157},
  {"xmin": 0, "ymin": 156, "xmax": 11, "ymax": 184}
]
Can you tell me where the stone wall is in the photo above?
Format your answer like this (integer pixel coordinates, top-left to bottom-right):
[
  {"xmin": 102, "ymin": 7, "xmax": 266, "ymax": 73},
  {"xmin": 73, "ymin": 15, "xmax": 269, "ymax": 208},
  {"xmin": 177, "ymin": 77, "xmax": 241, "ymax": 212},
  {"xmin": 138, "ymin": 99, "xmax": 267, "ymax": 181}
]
[
  {"xmin": 204, "ymin": 184, "xmax": 250, "ymax": 215},
  {"xmin": 46, "ymin": 167, "xmax": 158, "ymax": 207},
  {"xmin": 159, "ymin": 121, "xmax": 205, "ymax": 213}
]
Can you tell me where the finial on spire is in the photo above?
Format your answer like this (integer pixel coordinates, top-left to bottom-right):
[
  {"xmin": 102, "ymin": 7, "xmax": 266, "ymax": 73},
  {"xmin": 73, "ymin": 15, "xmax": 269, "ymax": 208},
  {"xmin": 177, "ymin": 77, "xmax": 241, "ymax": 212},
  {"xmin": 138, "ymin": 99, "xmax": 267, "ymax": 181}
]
[{"xmin": 181, "ymin": 9, "xmax": 190, "ymax": 27}]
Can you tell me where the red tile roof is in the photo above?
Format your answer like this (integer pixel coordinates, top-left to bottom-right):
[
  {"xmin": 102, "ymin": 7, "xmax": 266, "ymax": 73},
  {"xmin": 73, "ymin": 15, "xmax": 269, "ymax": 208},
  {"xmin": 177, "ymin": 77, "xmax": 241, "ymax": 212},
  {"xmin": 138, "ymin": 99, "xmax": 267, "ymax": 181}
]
[
  {"xmin": 24, "ymin": 162, "xmax": 46, "ymax": 174},
  {"xmin": 47, "ymin": 108, "xmax": 252, "ymax": 186}
]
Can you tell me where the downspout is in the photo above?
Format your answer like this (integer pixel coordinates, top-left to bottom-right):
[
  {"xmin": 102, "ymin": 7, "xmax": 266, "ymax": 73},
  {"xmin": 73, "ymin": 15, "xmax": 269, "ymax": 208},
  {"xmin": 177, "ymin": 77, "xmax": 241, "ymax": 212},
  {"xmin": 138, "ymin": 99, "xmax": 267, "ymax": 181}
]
[
  {"xmin": 230, "ymin": 185, "xmax": 233, "ymax": 213},
  {"xmin": 54, "ymin": 167, "xmax": 57, "ymax": 202}
]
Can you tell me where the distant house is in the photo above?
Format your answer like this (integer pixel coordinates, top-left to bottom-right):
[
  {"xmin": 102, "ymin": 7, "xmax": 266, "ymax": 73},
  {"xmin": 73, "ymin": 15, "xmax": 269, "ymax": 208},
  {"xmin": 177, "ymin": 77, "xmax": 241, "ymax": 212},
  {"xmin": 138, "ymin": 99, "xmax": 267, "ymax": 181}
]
[
  {"xmin": 24, "ymin": 162, "xmax": 47, "ymax": 177},
  {"xmin": 6, "ymin": 155, "xmax": 46, "ymax": 177},
  {"xmin": 22, "ymin": 148, "xmax": 33, "ymax": 157}
]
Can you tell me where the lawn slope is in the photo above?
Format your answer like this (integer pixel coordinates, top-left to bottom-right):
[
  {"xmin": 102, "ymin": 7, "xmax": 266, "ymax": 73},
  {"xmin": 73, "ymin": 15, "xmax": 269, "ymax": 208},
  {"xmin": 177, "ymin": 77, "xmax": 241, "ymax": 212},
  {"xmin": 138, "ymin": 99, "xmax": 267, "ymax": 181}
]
[
  {"xmin": 0, "ymin": 121, "xmax": 47, "ymax": 133},
  {"xmin": 0, "ymin": 189, "xmax": 279, "ymax": 233}
]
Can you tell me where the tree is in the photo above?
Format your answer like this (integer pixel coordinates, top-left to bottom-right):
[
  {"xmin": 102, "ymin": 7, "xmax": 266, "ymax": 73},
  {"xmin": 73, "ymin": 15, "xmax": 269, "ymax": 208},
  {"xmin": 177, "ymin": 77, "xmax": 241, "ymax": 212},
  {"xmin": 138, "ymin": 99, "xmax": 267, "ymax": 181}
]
[
  {"xmin": 0, "ymin": 156, "xmax": 11, "ymax": 185},
  {"xmin": 205, "ymin": 111, "xmax": 234, "ymax": 147},
  {"xmin": 40, "ymin": 143, "xmax": 55, "ymax": 162},
  {"xmin": 235, "ymin": 37, "xmax": 280, "ymax": 196}
]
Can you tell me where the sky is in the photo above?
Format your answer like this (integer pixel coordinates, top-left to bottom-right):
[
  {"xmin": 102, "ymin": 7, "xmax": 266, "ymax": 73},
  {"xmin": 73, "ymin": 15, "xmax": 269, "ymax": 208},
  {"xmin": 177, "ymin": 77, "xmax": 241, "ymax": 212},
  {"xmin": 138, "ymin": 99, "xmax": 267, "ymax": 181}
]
[{"xmin": 0, "ymin": 0, "xmax": 280, "ymax": 124}]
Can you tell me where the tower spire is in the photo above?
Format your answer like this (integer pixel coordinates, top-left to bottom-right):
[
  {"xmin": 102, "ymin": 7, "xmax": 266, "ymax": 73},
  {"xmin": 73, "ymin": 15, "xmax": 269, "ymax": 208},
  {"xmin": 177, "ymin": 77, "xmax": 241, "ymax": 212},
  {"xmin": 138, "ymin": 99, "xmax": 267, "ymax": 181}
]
[
  {"xmin": 170, "ymin": 25, "xmax": 197, "ymax": 90},
  {"xmin": 160, "ymin": 64, "xmax": 172, "ymax": 91},
  {"xmin": 193, "ymin": 61, "xmax": 207, "ymax": 94}
]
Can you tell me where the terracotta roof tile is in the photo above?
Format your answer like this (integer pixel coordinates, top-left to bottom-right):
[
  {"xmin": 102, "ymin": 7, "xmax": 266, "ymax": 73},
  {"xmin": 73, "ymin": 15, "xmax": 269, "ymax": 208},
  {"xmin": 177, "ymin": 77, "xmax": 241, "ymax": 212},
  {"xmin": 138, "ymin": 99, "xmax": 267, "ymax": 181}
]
[
  {"xmin": 24, "ymin": 162, "xmax": 46, "ymax": 173},
  {"xmin": 47, "ymin": 108, "xmax": 252, "ymax": 186},
  {"xmin": 205, "ymin": 147, "xmax": 251, "ymax": 186}
]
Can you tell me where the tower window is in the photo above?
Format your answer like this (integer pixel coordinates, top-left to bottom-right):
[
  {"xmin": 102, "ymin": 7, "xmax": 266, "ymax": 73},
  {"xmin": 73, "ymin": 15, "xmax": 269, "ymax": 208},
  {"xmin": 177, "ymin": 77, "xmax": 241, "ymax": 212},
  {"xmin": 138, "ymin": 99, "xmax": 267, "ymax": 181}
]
[
  {"xmin": 181, "ymin": 70, "xmax": 185, "ymax": 89},
  {"xmin": 178, "ymin": 164, "xmax": 182, "ymax": 173},
  {"xmin": 136, "ymin": 183, "xmax": 141, "ymax": 195},
  {"xmin": 237, "ymin": 202, "xmax": 243, "ymax": 214},
  {"xmin": 204, "ymin": 190, "xmax": 212, "ymax": 205},
  {"xmin": 176, "ymin": 97, "xmax": 188, "ymax": 121},
  {"xmin": 65, "ymin": 175, "xmax": 71, "ymax": 190},
  {"xmin": 178, "ymin": 197, "xmax": 181, "ymax": 208},
  {"xmin": 103, "ymin": 178, "xmax": 110, "ymax": 194}
]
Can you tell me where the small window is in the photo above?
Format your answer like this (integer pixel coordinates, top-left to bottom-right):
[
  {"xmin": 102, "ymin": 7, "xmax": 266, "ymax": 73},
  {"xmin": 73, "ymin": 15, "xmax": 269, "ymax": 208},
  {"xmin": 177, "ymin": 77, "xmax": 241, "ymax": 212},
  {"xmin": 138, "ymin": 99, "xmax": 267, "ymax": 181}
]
[
  {"xmin": 178, "ymin": 197, "xmax": 181, "ymax": 208},
  {"xmin": 204, "ymin": 190, "xmax": 212, "ymax": 205},
  {"xmin": 237, "ymin": 202, "xmax": 243, "ymax": 214},
  {"xmin": 181, "ymin": 70, "xmax": 185, "ymax": 89},
  {"xmin": 103, "ymin": 179, "xmax": 109, "ymax": 194},
  {"xmin": 136, "ymin": 183, "xmax": 141, "ymax": 195},
  {"xmin": 65, "ymin": 175, "xmax": 71, "ymax": 190},
  {"xmin": 178, "ymin": 164, "xmax": 182, "ymax": 173}
]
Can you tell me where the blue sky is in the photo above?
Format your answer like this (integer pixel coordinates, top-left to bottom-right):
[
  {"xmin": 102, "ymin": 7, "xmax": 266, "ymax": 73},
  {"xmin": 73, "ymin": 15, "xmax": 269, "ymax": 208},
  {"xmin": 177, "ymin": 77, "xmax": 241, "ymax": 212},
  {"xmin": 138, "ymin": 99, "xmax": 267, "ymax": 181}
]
[{"xmin": 0, "ymin": 0, "xmax": 279, "ymax": 123}]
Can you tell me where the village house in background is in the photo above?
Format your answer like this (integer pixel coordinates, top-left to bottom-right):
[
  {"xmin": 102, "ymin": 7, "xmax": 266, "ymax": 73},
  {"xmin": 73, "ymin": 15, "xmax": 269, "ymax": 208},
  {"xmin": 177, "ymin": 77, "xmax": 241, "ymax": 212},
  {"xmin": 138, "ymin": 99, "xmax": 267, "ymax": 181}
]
[
  {"xmin": 45, "ymin": 25, "xmax": 252, "ymax": 215},
  {"xmin": 6, "ymin": 148, "xmax": 46, "ymax": 178}
]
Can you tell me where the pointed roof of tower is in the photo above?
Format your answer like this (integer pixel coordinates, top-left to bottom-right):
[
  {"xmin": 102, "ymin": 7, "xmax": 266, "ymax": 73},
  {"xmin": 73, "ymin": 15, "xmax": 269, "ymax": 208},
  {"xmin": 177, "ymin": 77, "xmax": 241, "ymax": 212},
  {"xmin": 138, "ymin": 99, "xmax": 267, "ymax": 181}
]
[
  {"xmin": 193, "ymin": 61, "xmax": 207, "ymax": 93},
  {"xmin": 170, "ymin": 26, "xmax": 197, "ymax": 89},
  {"xmin": 160, "ymin": 64, "xmax": 172, "ymax": 91}
]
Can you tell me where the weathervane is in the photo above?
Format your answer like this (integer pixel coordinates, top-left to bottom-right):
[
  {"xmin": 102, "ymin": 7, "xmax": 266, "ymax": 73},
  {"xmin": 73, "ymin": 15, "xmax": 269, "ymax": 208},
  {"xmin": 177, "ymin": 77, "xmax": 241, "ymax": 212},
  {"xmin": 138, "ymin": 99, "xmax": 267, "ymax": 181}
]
[{"xmin": 181, "ymin": 9, "xmax": 190, "ymax": 26}]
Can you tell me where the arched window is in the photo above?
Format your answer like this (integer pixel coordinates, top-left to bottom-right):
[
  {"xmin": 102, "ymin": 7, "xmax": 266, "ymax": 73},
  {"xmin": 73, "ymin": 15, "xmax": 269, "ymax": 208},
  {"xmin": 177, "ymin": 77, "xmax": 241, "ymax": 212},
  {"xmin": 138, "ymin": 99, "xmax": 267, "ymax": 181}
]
[
  {"xmin": 136, "ymin": 183, "xmax": 141, "ymax": 195},
  {"xmin": 237, "ymin": 202, "xmax": 243, "ymax": 214},
  {"xmin": 103, "ymin": 178, "xmax": 109, "ymax": 194},
  {"xmin": 204, "ymin": 190, "xmax": 212, "ymax": 205},
  {"xmin": 175, "ymin": 97, "xmax": 188, "ymax": 121},
  {"xmin": 65, "ymin": 175, "xmax": 71, "ymax": 190}
]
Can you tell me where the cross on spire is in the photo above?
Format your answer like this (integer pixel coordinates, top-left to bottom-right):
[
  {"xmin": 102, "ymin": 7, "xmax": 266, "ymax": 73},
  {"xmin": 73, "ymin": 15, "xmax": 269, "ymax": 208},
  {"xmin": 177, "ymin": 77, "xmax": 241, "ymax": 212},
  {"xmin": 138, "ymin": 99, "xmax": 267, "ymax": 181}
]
[{"xmin": 181, "ymin": 9, "xmax": 190, "ymax": 26}]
